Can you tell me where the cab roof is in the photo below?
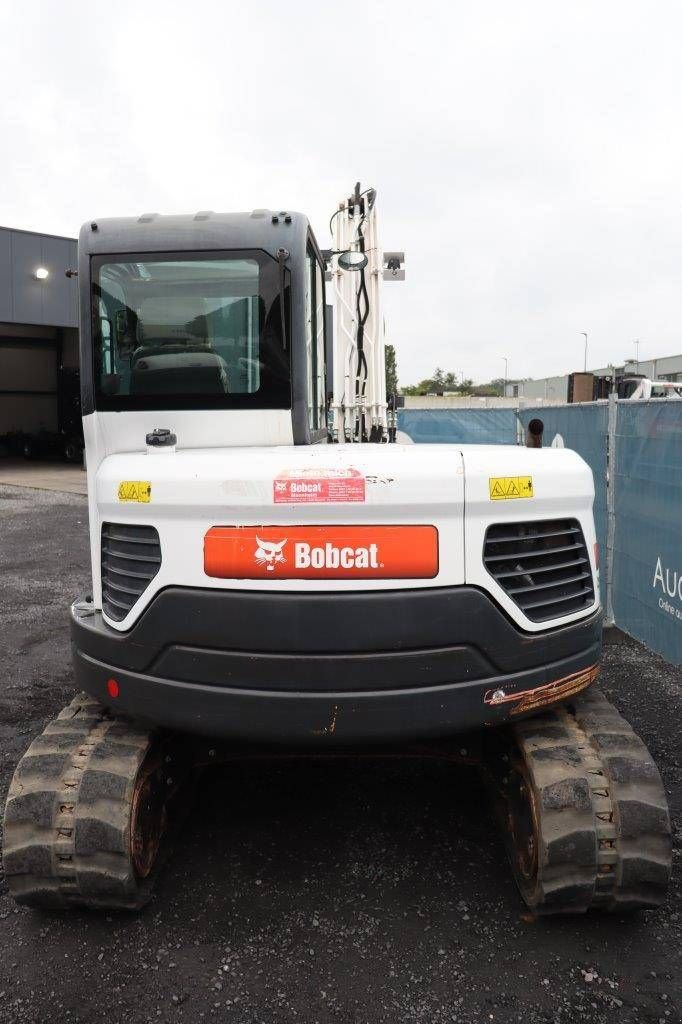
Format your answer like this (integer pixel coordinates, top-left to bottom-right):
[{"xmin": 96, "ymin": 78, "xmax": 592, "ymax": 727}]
[{"xmin": 78, "ymin": 210, "xmax": 312, "ymax": 259}]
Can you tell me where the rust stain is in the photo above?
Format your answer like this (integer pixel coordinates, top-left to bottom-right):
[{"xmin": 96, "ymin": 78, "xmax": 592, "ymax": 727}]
[
  {"xmin": 311, "ymin": 704, "xmax": 340, "ymax": 737},
  {"xmin": 484, "ymin": 664, "xmax": 600, "ymax": 716}
]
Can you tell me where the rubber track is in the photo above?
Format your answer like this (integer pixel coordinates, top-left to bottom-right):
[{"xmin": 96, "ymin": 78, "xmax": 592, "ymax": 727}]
[
  {"xmin": 511, "ymin": 686, "xmax": 672, "ymax": 914},
  {"xmin": 3, "ymin": 693, "xmax": 157, "ymax": 910}
]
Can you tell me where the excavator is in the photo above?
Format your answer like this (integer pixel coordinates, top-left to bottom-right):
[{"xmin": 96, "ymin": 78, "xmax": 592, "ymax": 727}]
[{"xmin": 3, "ymin": 184, "xmax": 671, "ymax": 914}]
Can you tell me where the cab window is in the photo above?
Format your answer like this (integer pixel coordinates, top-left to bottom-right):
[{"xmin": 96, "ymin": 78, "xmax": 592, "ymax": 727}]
[{"xmin": 92, "ymin": 250, "xmax": 290, "ymax": 411}]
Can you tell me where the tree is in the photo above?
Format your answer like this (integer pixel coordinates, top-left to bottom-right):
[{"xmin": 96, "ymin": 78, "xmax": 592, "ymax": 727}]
[
  {"xmin": 486, "ymin": 377, "xmax": 507, "ymax": 396},
  {"xmin": 385, "ymin": 344, "xmax": 399, "ymax": 396},
  {"xmin": 478, "ymin": 376, "xmax": 525, "ymax": 397},
  {"xmin": 401, "ymin": 367, "xmax": 472, "ymax": 396},
  {"xmin": 401, "ymin": 376, "xmax": 440, "ymax": 396}
]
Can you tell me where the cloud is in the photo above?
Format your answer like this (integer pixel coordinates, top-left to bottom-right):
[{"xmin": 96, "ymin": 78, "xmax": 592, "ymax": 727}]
[{"xmin": 2, "ymin": 0, "xmax": 681, "ymax": 384}]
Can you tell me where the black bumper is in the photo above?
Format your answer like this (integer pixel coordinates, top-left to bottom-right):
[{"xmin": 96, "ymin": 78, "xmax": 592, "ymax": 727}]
[{"xmin": 71, "ymin": 587, "xmax": 602, "ymax": 743}]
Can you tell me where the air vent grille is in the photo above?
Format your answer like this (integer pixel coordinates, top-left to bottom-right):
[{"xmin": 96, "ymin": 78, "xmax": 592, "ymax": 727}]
[
  {"xmin": 101, "ymin": 523, "xmax": 161, "ymax": 622},
  {"xmin": 483, "ymin": 519, "xmax": 595, "ymax": 623}
]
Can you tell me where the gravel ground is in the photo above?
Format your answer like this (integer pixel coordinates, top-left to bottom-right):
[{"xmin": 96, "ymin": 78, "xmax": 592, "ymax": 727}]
[{"xmin": 0, "ymin": 484, "xmax": 680, "ymax": 1024}]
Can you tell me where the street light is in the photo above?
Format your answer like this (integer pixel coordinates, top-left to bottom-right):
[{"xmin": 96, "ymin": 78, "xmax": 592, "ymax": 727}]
[
  {"xmin": 633, "ymin": 339, "xmax": 640, "ymax": 370},
  {"xmin": 501, "ymin": 357, "xmax": 509, "ymax": 395},
  {"xmin": 581, "ymin": 332, "xmax": 588, "ymax": 372}
]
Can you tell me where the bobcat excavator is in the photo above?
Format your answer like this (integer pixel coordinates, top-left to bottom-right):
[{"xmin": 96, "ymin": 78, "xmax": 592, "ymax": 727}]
[{"xmin": 3, "ymin": 184, "xmax": 671, "ymax": 914}]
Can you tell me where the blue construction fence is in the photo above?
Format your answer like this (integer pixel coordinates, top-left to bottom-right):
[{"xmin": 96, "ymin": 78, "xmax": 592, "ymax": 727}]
[
  {"xmin": 517, "ymin": 405, "xmax": 608, "ymax": 573},
  {"xmin": 398, "ymin": 408, "xmax": 517, "ymax": 445},
  {"xmin": 610, "ymin": 401, "xmax": 682, "ymax": 665},
  {"xmin": 400, "ymin": 401, "xmax": 682, "ymax": 666}
]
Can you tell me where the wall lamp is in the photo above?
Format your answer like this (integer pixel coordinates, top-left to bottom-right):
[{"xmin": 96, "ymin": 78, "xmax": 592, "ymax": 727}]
[{"xmin": 34, "ymin": 267, "xmax": 49, "ymax": 281}]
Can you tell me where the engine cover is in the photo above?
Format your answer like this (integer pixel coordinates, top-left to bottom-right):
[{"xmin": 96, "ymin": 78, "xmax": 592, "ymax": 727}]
[{"xmin": 90, "ymin": 441, "xmax": 598, "ymax": 634}]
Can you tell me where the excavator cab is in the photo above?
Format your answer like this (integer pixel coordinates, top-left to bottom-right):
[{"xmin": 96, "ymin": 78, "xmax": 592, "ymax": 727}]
[{"xmin": 84, "ymin": 213, "xmax": 325, "ymax": 446}]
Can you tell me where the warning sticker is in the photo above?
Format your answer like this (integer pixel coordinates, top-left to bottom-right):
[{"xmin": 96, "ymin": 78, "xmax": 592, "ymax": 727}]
[
  {"xmin": 274, "ymin": 467, "xmax": 365, "ymax": 504},
  {"xmin": 118, "ymin": 481, "xmax": 152, "ymax": 503},
  {"xmin": 489, "ymin": 476, "xmax": 533, "ymax": 500}
]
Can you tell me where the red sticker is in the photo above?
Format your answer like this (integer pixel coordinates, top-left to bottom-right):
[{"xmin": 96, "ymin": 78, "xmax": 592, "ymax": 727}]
[{"xmin": 273, "ymin": 468, "xmax": 365, "ymax": 504}]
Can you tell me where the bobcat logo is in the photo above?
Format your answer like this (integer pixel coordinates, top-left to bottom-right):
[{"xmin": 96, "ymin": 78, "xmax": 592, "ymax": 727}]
[{"xmin": 254, "ymin": 536, "xmax": 287, "ymax": 571}]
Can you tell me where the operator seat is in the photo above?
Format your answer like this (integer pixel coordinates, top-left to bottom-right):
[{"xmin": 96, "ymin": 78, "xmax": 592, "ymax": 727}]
[{"xmin": 130, "ymin": 344, "xmax": 230, "ymax": 395}]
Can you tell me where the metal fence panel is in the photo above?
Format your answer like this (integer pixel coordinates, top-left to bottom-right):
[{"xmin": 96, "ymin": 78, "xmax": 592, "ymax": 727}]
[
  {"xmin": 398, "ymin": 408, "xmax": 518, "ymax": 445},
  {"xmin": 611, "ymin": 400, "xmax": 682, "ymax": 665},
  {"xmin": 517, "ymin": 404, "xmax": 609, "ymax": 565}
]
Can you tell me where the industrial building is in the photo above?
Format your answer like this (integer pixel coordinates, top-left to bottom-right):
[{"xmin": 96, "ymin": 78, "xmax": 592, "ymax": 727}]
[
  {"xmin": 0, "ymin": 225, "xmax": 79, "ymax": 453},
  {"xmin": 513, "ymin": 353, "xmax": 682, "ymax": 402}
]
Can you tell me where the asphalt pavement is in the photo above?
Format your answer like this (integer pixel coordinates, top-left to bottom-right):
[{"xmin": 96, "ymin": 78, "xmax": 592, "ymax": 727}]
[{"xmin": 0, "ymin": 484, "xmax": 679, "ymax": 1024}]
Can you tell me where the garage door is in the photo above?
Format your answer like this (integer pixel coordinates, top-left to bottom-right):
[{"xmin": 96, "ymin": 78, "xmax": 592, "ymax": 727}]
[{"xmin": 0, "ymin": 339, "xmax": 58, "ymax": 435}]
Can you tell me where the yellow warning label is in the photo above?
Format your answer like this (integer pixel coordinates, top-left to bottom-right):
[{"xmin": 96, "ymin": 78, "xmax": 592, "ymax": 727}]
[
  {"xmin": 489, "ymin": 476, "xmax": 533, "ymax": 500},
  {"xmin": 117, "ymin": 481, "xmax": 152, "ymax": 503}
]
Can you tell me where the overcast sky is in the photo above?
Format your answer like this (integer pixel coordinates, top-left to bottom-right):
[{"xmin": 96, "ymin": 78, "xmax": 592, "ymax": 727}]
[{"xmin": 1, "ymin": 1, "xmax": 681, "ymax": 386}]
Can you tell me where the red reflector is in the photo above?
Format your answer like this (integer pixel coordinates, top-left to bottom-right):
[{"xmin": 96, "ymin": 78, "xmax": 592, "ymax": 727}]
[
  {"xmin": 594, "ymin": 542, "xmax": 600, "ymax": 570},
  {"xmin": 106, "ymin": 678, "xmax": 120, "ymax": 699}
]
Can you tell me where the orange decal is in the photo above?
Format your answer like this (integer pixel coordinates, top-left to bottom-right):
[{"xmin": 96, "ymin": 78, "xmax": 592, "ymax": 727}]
[
  {"xmin": 484, "ymin": 664, "xmax": 600, "ymax": 716},
  {"xmin": 204, "ymin": 525, "xmax": 439, "ymax": 580}
]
